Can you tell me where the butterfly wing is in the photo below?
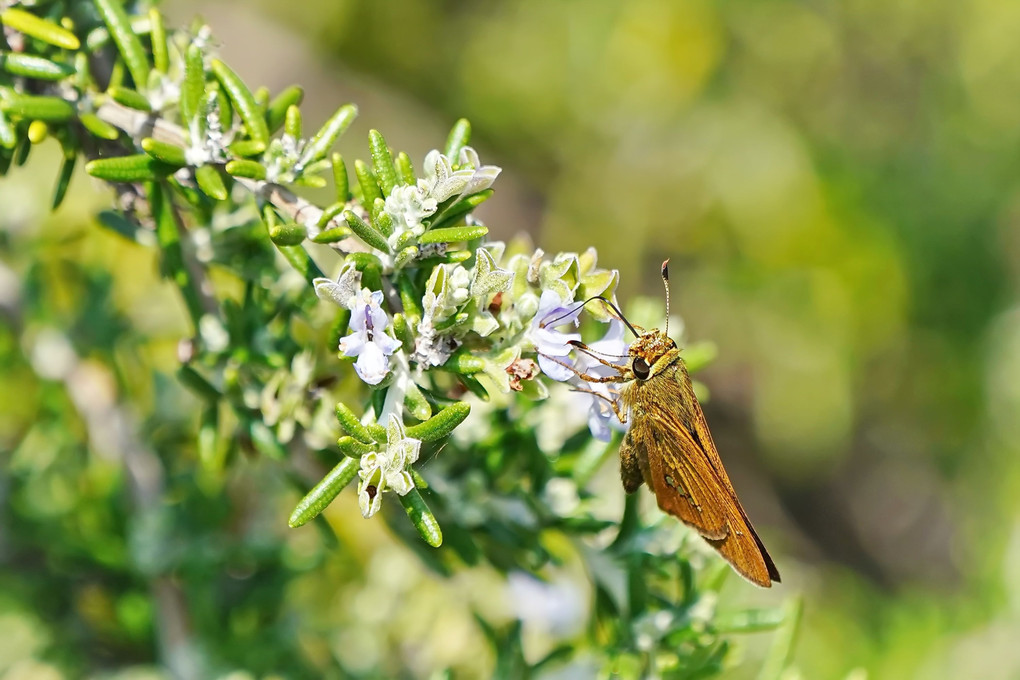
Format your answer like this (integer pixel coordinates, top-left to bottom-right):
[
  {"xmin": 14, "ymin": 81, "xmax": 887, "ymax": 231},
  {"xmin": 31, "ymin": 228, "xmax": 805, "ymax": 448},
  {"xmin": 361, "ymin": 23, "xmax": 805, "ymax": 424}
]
[
  {"xmin": 677, "ymin": 361, "xmax": 782, "ymax": 584},
  {"xmin": 623, "ymin": 419, "xmax": 729, "ymax": 540},
  {"xmin": 625, "ymin": 359, "xmax": 780, "ymax": 587}
]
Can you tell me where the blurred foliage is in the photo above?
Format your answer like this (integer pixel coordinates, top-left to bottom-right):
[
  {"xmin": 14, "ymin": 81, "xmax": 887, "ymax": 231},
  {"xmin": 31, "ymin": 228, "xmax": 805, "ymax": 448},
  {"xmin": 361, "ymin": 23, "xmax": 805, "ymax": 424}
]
[{"xmin": 5, "ymin": 0, "xmax": 1020, "ymax": 677}]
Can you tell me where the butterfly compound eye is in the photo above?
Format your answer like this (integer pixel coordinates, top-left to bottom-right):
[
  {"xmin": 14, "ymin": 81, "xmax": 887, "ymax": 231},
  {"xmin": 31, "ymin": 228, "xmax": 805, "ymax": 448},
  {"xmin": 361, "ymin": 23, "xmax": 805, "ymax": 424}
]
[{"xmin": 632, "ymin": 356, "xmax": 651, "ymax": 380}]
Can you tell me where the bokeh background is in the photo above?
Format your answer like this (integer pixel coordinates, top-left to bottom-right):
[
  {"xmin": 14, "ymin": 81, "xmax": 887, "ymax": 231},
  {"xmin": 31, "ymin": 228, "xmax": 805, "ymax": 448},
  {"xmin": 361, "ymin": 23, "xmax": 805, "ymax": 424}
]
[{"xmin": 4, "ymin": 0, "xmax": 1020, "ymax": 678}]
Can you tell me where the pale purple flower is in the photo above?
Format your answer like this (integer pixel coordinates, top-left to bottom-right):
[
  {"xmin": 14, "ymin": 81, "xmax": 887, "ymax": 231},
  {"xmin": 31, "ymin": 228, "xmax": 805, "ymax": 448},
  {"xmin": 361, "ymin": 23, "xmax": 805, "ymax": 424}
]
[
  {"xmin": 529, "ymin": 290, "xmax": 582, "ymax": 382},
  {"xmin": 314, "ymin": 265, "xmax": 402, "ymax": 385},
  {"xmin": 339, "ymin": 289, "xmax": 402, "ymax": 385}
]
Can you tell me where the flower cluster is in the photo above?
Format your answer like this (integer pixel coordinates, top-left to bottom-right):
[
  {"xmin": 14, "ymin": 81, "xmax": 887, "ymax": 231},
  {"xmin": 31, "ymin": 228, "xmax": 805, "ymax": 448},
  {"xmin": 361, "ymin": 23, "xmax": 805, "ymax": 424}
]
[
  {"xmin": 381, "ymin": 147, "xmax": 501, "ymax": 259},
  {"xmin": 300, "ymin": 135, "xmax": 630, "ymax": 522}
]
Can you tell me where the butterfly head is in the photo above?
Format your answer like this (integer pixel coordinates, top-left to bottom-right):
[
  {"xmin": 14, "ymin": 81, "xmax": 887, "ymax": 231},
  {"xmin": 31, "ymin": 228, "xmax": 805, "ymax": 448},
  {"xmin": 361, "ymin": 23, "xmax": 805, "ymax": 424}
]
[{"xmin": 628, "ymin": 329, "xmax": 677, "ymax": 381}]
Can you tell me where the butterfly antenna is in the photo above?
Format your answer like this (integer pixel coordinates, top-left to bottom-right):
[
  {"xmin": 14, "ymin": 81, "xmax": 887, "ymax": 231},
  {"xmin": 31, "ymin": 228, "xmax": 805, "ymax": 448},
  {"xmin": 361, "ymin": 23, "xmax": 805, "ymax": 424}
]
[
  {"xmin": 548, "ymin": 296, "xmax": 641, "ymax": 338},
  {"xmin": 661, "ymin": 259, "xmax": 671, "ymax": 337},
  {"xmin": 591, "ymin": 296, "xmax": 642, "ymax": 338}
]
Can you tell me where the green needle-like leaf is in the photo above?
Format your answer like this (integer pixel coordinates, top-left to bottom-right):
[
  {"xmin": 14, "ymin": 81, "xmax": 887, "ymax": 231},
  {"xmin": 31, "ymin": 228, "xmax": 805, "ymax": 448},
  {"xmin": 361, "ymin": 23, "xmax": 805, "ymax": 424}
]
[
  {"xmin": 374, "ymin": 205, "xmax": 395, "ymax": 238},
  {"xmin": 180, "ymin": 44, "xmax": 204, "ymax": 129},
  {"xmin": 420, "ymin": 250, "xmax": 471, "ymax": 266},
  {"xmin": 51, "ymin": 149, "xmax": 76, "ymax": 210},
  {"xmin": 335, "ymin": 403, "xmax": 375, "ymax": 444},
  {"xmin": 225, "ymin": 159, "xmax": 266, "ymax": 180},
  {"xmin": 284, "ymin": 104, "xmax": 301, "ymax": 139},
  {"xmin": 354, "ymin": 159, "xmax": 383, "ymax": 208},
  {"xmin": 194, "ymin": 165, "xmax": 227, "ymax": 200},
  {"xmin": 93, "ymin": 0, "xmax": 150, "ymax": 90},
  {"xmin": 149, "ymin": 8, "xmax": 168, "ymax": 73},
  {"xmin": 177, "ymin": 364, "xmax": 221, "ymax": 402},
  {"xmin": 108, "ymin": 85, "xmax": 151, "ymax": 111},
  {"xmin": 368, "ymin": 129, "xmax": 398, "ymax": 196},
  {"xmin": 405, "ymin": 402, "xmax": 471, "ymax": 441},
  {"xmin": 96, "ymin": 209, "xmax": 147, "ymax": 243},
  {"xmin": 394, "ymin": 245, "xmax": 418, "ymax": 269},
  {"xmin": 275, "ymin": 243, "xmax": 323, "ymax": 282},
  {"xmin": 367, "ymin": 423, "xmax": 387, "ymax": 443},
  {"xmin": 404, "ymin": 382, "xmax": 432, "ymax": 422},
  {"xmin": 298, "ymin": 104, "xmax": 357, "ymax": 170},
  {"xmin": 345, "ymin": 252, "xmax": 384, "ymax": 291},
  {"xmin": 310, "ymin": 226, "xmax": 351, "ymax": 244},
  {"xmin": 212, "ymin": 82, "xmax": 233, "ymax": 129},
  {"xmin": 295, "ymin": 174, "xmax": 327, "ymax": 189},
  {"xmin": 316, "ymin": 202, "xmax": 345, "ymax": 228},
  {"xmin": 399, "ymin": 489, "xmax": 443, "ymax": 547},
  {"xmin": 79, "ymin": 113, "xmax": 120, "ymax": 140},
  {"xmin": 288, "ymin": 458, "xmax": 360, "ymax": 528},
  {"xmin": 419, "ymin": 225, "xmax": 489, "ymax": 245},
  {"xmin": 210, "ymin": 58, "xmax": 269, "ymax": 146},
  {"xmin": 0, "ymin": 94, "xmax": 75, "ymax": 122},
  {"xmin": 395, "ymin": 151, "xmax": 415, "ymax": 186},
  {"xmin": 444, "ymin": 118, "xmax": 471, "ymax": 159},
  {"xmin": 427, "ymin": 190, "xmax": 493, "ymax": 231},
  {"xmin": 228, "ymin": 139, "xmax": 267, "ymax": 158},
  {"xmin": 198, "ymin": 405, "xmax": 222, "ymax": 471},
  {"xmin": 343, "ymin": 209, "xmax": 389, "ymax": 253},
  {"xmin": 757, "ymin": 596, "xmax": 804, "ymax": 680},
  {"xmin": 344, "ymin": 251, "xmax": 385, "ymax": 273},
  {"xmin": 249, "ymin": 419, "xmax": 286, "ymax": 460},
  {"xmin": 396, "ymin": 276, "xmax": 423, "ymax": 321},
  {"xmin": 337, "ymin": 436, "xmax": 376, "ymax": 459},
  {"xmin": 85, "ymin": 154, "xmax": 176, "ymax": 182},
  {"xmin": 254, "ymin": 86, "xmax": 270, "ymax": 113},
  {"xmin": 14, "ymin": 136, "xmax": 31, "ymax": 166},
  {"xmin": 1, "ymin": 8, "xmax": 81, "ymax": 50},
  {"xmin": 269, "ymin": 221, "xmax": 306, "ymax": 246},
  {"xmin": 141, "ymin": 138, "xmax": 187, "ymax": 166},
  {"xmin": 392, "ymin": 312, "xmax": 414, "ymax": 352},
  {"xmin": 0, "ymin": 53, "xmax": 75, "ymax": 81},
  {"xmin": 440, "ymin": 351, "xmax": 485, "ymax": 375},
  {"xmin": 331, "ymin": 153, "xmax": 349, "ymax": 203},
  {"xmin": 266, "ymin": 85, "xmax": 303, "ymax": 133}
]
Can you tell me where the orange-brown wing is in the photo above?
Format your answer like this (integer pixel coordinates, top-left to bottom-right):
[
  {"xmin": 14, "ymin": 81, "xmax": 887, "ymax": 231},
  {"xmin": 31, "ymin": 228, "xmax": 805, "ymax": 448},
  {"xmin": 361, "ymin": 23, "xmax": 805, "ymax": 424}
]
[
  {"xmin": 630, "ymin": 364, "xmax": 780, "ymax": 586},
  {"xmin": 674, "ymin": 361, "xmax": 782, "ymax": 584},
  {"xmin": 626, "ymin": 419, "xmax": 729, "ymax": 540}
]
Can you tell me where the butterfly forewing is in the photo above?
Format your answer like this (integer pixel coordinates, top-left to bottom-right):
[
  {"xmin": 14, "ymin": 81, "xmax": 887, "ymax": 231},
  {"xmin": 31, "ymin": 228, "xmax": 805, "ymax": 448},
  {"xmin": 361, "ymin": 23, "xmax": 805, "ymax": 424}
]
[
  {"xmin": 680, "ymin": 361, "xmax": 782, "ymax": 584},
  {"xmin": 621, "ymin": 418, "xmax": 728, "ymax": 539}
]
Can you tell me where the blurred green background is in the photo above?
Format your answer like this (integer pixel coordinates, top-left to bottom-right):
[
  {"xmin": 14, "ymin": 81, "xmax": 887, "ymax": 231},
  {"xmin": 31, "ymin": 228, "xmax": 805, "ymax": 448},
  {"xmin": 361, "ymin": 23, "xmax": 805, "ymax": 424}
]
[{"xmin": 4, "ymin": 0, "xmax": 1020, "ymax": 677}]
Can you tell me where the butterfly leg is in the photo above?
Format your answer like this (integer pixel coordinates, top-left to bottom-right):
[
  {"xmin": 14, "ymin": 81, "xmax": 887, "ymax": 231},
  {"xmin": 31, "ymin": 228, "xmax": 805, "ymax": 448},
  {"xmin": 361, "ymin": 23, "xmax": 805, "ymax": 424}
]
[
  {"xmin": 567, "ymin": 340, "xmax": 629, "ymax": 372},
  {"xmin": 568, "ymin": 382, "xmax": 629, "ymax": 424},
  {"xmin": 537, "ymin": 353, "xmax": 627, "ymax": 386},
  {"xmin": 536, "ymin": 353, "xmax": 630, "ymax": 425}
]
